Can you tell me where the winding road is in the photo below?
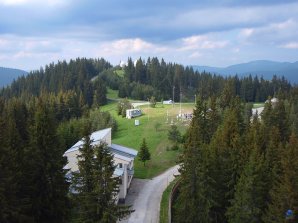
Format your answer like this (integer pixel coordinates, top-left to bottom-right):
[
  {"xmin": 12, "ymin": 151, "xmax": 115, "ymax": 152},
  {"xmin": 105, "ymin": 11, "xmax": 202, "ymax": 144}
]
[{"xmin": 122, "ymin": 165, "xmax": 179, "ymax": 223}]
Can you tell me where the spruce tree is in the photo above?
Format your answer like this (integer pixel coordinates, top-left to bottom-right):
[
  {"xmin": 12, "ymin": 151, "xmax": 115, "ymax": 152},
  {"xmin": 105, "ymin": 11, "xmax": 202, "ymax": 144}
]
[
  {"xmin": 24, "ymin": 99, "xmax": 69, "ymax": 223},
  {"xmin": 263, "ymin": 133, "xmax": 298, "ymax": 222},
  {"xmin": 71, "ymin": 123, "xmax": 96, "ymax": 221},
  {"xmin": 138, "ymin": 138, "xmax": 151, "ymax": 166},
  {"xmin": 174, "ymin": 98, "xmax": 217, "ymax": 222},
  {"xmin": 226, "ymin": 149, "xmax": 267, "ymax": 223},
  {"xmin": 168, "ymin": 125, "xmax": 181, "ymax": 144},
  {"xmin": 72, "ymin": 124, "xmax": 133, "ymax": 222}
]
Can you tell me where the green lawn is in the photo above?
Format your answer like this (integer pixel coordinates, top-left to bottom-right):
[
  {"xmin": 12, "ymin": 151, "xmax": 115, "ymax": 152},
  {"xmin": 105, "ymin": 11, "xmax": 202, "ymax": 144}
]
[
  {"xmin": 114, "ymin": 69, "xmax": 125, "ymax": 77},
  {"xmin": 253, "ymin": 103, "xmax": 265, "ymax": 108},
  {"xmin": 101, "ymin": 102, "xmax": 195, "ymax": 178},
  {"xmin": 107, "ymin": 88, "xmax": 119, "ymax": 100},
  {"xmin": 160, "ymin": 178, "xmax": 179, "ymax": 223}
]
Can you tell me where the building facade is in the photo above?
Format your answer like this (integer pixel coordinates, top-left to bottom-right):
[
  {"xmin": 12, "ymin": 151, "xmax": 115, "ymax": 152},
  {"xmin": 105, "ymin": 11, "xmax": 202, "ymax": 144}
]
[{"xmin": 63, "ymin": 128, "xmax": 137, "ymax": 203}]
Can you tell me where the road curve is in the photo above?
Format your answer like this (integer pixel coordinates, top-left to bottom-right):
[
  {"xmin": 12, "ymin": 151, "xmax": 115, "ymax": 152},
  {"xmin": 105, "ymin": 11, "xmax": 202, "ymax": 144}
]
[{"xmin": 127, "ymin": 165, "xmax": 179, "ymax": 223}]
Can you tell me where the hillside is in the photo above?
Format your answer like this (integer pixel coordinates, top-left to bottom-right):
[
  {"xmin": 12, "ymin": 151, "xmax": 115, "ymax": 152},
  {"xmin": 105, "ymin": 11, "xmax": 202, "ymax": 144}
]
[
  {"xmin": 193, "ymin": 60, "xmax": 298, "ymax": 83},
  {"xmin": 0, "ymin": 67, "xmax": 27, "ymax": 87}
]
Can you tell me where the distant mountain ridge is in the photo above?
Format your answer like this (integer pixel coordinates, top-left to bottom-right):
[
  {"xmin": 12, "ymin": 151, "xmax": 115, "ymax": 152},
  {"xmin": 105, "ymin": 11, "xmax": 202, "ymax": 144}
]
[
  {"xmin": 0, "ymin": 67, "xmax": 27, "ymax": 88},
  {"xmin": 192, "ymin": 60, "xmax": 298, "ymax": 83}
]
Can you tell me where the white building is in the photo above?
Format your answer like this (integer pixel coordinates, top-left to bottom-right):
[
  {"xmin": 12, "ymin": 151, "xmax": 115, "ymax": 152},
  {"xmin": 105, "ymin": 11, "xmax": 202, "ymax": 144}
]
[
  {"xmin": 63, "ymin": 128, "xmax": 137, "ymax": 203},
  {"xmin": 119, "ymin": 61, "xmax": 127, "ymax": 68},
  {"xmin": 163, "ymin": 100, "xmax": 173, "ymax": 104},
  {"xmin": 126, "ymin": 108, "xmax": 142, "ymax": 119}
]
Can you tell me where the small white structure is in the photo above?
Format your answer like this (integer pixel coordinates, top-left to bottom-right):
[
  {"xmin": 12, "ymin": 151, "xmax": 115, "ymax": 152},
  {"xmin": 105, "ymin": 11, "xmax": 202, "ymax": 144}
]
[
  {"xmin": 177, "ymin": 113, "xmax": 193, "ymax": 120},
  {"xmin": 252, "ymin": 107, "xmax": 265, "ymax": 119},
  {"xmin": 126, "ymin": 108, "xmax": 142, "ymax": 119},
  {"xmin": 252, "ymin": 98, "xmax": 279, "ymax": 120},
  {"xmin": 119, "ymin": 61, "xmax": 127, "ymax": 68},
  {"xmin": 63, "ymin": 128, "xmax": 138, "ymax": 203},
  {"xmin": 135, "ymin": 119, "xmax": 140, "ymax": 126},
  {"xmin": 163, "ymin": 100, "xmax": 173, "ymax": 105}
]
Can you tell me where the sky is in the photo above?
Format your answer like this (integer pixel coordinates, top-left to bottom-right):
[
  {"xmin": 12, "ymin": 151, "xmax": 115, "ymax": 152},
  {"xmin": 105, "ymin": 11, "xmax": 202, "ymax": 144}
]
[{"xmin": 0, "ymin": 0, "xmax": 298, "ymax": 71}]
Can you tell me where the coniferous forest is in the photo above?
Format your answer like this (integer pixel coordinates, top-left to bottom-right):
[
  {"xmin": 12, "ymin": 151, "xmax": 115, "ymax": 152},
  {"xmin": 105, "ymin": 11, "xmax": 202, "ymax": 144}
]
[
  {"xmin": 0, "ymin": 57, "xmax": 297, "ymax": 222},
  {"xmin": 173, "ymin": 91, "xmax": 298, "ymax": 222}
]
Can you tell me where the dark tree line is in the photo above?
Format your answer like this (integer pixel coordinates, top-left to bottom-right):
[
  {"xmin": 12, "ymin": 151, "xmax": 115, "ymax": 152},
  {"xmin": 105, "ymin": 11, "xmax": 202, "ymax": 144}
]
[
  {"xmin": 101, "ymin": 57, "xmax": 292, "ymax": 102},
  {"xmin": 0, "ymin": 98, "xmax": 69, "ymax": 223},
  {"xmin": 172, "ymin": 88, "xmax": 298, "ymax": 222},
  {"xmin": 1, "ymin": 58, "xmax": 110, "ymax": 112},
  {"xmin": 1, "ymin": 57, "xmax": 293, "ymax": 106},
  {"xmin": 0, "ymin": 96, "xmax": 120, "ymax": 222}
]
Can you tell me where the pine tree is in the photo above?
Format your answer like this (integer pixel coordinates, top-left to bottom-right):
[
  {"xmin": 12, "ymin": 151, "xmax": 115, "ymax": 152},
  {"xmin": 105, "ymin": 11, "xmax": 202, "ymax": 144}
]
[
  {"xmin": 71, "ymin": 123, "xmax": 96, "ymax": 221},
  {"xmin": 0, "ymin": 99, "xmax": 32, "ymax": 222},
  {"xmin": 226, "ymin": 149, "xmax": 267, "ymax": 223},
  {"xmin": 174, "ymin": 98, "xmax": 217, "ymax": 222},
  {"xmin": 72, "ymin": 124, "xmax": 133, "ymax": 222},
  {"xmin": 263, "ymin": 133, "xmax": 298, "ymax": 222},
  {"xmin": 24, "ymin": 99, "xmax": 69, "ymax": 223},
  {"xmin": 168, "ymin": 125, "xmax": 181, "ymax": 143},
  {"xmin": 138, "ymin": 138, "xmax": 151, "ymax": 166}
]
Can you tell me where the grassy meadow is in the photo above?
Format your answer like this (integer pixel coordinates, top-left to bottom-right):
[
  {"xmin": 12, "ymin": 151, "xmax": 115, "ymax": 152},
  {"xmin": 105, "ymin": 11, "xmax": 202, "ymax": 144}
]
[
  {"xmin": 101, "ymin": 100, "xmax": 194, "ymax": 179},
  {"xmin": 253, "ymin": 103, "xmax": 265, "ymax": 108}
]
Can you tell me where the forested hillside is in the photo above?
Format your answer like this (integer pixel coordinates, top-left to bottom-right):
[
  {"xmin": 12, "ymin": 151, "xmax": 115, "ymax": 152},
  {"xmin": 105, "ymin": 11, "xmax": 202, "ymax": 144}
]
[
  {"xmin": 173, "ymin": 87, "xmax": 298, "ymax": 222},
  {"xmin": 100, "ymin": 57, "xmax": 292, "ymax": 102},
  {"xmin": 0, "ymin": 57, "xmax": 297, "ymax": 222},
  {"xmin": 0, "ymin": 58, "xmax": 119, "ymax": 222},
  {"xmin": 1, "ymin": 57, "xmax": 293, "ymax": 104}
]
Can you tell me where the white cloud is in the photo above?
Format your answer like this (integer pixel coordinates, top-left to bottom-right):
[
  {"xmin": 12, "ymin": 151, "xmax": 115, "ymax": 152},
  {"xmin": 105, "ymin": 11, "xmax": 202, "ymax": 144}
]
[
  {"xmin": 0, "ymin": 0, "xmax": 67, "ymax": 6},
  {"xmin": 180, "ymin": 35, "xmax": 228, "ymax": 51},
  {"xmin": 0, "ymin": 0, "xmax": 28, "ymax": 5},
  {"xmin": 189, "ymin": 52, "xmax": 202, "ymax": 59},
  {"xmin": 240, "ymin": 28, "xmax": 254, "ymax": 37},
  {"xmin": 101, "ymin": 38, "xmax": 168, "ymax": 55},
  {"xmin": 232, "ymin": 48, "xmax": 240, "ymax": 53},
  {"xmin": 281, "ymin": 42, "xmax": 298, "ymax": 49},
  {"xmin": 111, "ymin": 38, "xmax": 153, "ymax": 52}
]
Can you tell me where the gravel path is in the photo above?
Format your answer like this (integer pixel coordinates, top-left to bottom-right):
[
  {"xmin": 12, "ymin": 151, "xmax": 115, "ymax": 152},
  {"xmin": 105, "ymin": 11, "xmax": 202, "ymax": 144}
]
[{"xmin": 121, "ymin": 165, "xmax": 179, "ymax": 223}]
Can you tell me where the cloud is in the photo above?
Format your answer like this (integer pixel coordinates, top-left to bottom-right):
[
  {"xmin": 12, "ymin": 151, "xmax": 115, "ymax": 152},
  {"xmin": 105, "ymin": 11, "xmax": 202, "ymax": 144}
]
[
  {"xmin": 101, "ymin": 38, "xmax": 168, "ymax": 56},
  {"xmin": 0, "ymin": 0, "xmax": 67, "ymax": 6},
  {"xmin": 189, "ymin": 52, "xmax": 202, "ymax": 59},
  {"xmin": 281, "ymin": 42, "xmax": 298, "ymax": 49},
  {"xmin": 240, "ymin": 28, "xmax": 254, "ymax": 37},
  {"xmin": 0, "ymin": 0, "xmax": 298, "ymax": 69},
  {"xmin": 238, "ymin": 19, "xmax": 298, "ymax": 46},
  {"xmin": 180, "ymin": 35, "xmax": 228, "ymax": 51}
]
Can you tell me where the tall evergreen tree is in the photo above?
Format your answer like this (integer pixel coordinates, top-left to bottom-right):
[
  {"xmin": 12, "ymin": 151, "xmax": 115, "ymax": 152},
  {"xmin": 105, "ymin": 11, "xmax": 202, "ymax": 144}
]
[
  {"xmin": 24, "ymin": 99, "xmax": 69, "ymax": 223},
  {"xmin": 174, "ymin": 98, "xmax": 217, "ymax": 222},
  {"xmin": 226, "ymin": 149, "xmax": 267, "ymax": 223},
  {"xmin": 138, "ymin": 138, "xmax": 151, "ymax": 166},
  {"xmin": 263, "ymin": 133, "xmax": 298, "ymax": 223},
  {"xmin": 72, "ymin": 124, "xmax": 133, "ymax": 222}
]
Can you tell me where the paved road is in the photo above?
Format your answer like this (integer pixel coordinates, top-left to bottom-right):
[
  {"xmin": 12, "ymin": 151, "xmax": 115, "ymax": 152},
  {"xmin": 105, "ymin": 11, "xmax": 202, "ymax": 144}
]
[{"xmin": 122, "ymin": 165, "xmax": 179, "ymax": 223}]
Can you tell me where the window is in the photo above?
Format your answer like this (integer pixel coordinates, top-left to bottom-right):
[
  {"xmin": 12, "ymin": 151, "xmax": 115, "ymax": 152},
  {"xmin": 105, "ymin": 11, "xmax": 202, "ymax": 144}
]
[{"xmin": 118, "ymin": 163, "xmax": 123, "ymax": 168}]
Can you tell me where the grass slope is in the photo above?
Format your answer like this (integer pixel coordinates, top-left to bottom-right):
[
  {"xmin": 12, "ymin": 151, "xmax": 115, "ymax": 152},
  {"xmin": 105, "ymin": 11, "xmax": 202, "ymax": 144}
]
[
  {"xmin": 101, "ymin": 101, "xmax": 194, "ymax": 178},
  {"xmin": 253, "ymin": 103, "xmax": 265, "ymax": 108},
  {"xmin": 160, "ymin": 178, "xmax": 179, "ymax": 223},
  {"xmin": 107, "ymin": 87, "xmax": 119, "ymax": 100}
]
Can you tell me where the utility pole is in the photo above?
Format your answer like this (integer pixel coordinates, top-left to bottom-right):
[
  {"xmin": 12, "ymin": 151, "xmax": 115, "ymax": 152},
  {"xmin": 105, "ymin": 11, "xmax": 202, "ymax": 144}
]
[
  {"xmin": 147, "ymin": 98, "xmax": 149, "ymax": 121},
  {"xmin": 172, "ymin": 86, "xmax": 175, "ymax": 108},
  {"xmin": 179, "ymin": 89, "xmax": 182, "ymax": 116}
]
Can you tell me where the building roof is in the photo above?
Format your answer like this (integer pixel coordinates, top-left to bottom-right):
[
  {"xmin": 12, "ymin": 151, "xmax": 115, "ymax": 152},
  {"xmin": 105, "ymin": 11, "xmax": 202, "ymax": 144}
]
[
  {"xmin": 114, "ymin": 153, "xmax": 134, "ymax": 162},
  {"xmin": 64, "ymin": 128, "xmax": 111, "ymax": 154},
  {"xmin": 64, "ymin": 129, "xmax": 138, "ymax": 161},
  {"xmin": 110, "ymin": 143, "xmax": 138, "ymax": 158}
]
